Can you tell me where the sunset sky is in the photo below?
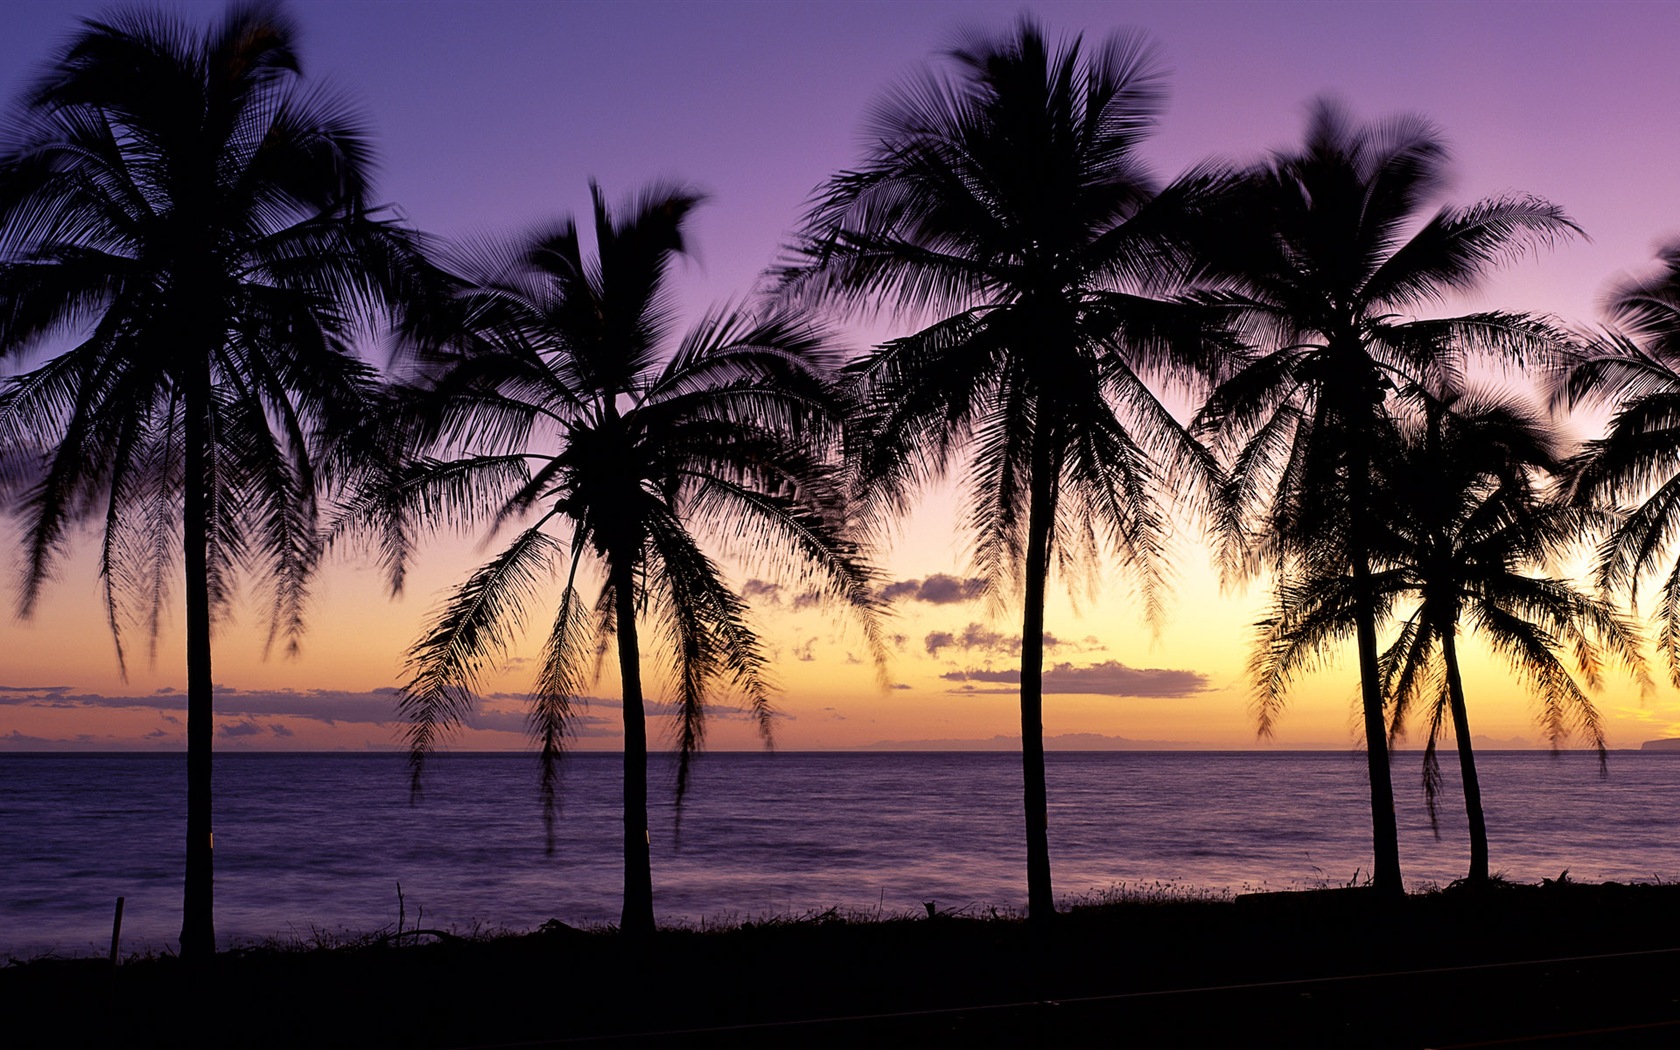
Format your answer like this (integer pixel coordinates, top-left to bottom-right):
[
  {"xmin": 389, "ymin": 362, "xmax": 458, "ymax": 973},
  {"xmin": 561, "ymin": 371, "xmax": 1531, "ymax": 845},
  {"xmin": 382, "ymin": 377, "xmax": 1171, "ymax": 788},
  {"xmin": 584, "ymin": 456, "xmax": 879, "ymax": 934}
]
[{"xmin": 4, "ymin": 0, "xmax": 1680, "ymax": 755}]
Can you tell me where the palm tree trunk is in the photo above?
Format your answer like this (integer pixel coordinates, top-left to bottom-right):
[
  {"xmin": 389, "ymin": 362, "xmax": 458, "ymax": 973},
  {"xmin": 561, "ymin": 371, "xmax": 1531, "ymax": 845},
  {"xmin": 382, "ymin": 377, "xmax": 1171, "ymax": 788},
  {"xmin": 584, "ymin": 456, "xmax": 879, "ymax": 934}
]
[
  {"xmin": 614, "ymin": 557, "xmax": 655, "ymax": 937},
  {"xmin": 1351, "ymin": 561, "xmax": 1402, "ymax": 896},
  {"xmin": 1348, "ymin": 423, "xmax": 1403, "ymax": 898},
  {"xmin": 1021, "ymin": 435, "xmax": 1057, "ymax": 926},
  {"xmin": 1440, "ymin": 629, "xmax": 1489, "ymax": 883},
  {"xmin": 179, "ymin": 362, "xmax": 215, "ymax": 961}
]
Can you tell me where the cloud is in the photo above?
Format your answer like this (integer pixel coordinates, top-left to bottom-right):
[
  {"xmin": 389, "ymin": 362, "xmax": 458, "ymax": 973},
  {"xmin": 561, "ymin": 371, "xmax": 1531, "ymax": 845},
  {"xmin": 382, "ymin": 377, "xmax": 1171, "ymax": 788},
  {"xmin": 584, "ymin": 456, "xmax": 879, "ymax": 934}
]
[
  {"xmin": 0, "ymin": 686, "xmax": 408, "ymax": 726},
  {"xmin": 732, "ymin": 579, "xmax": 828, "ymax": 611},
  {"xmin": 744, "ymin": 579, "xmax": 825, "ymax": 610},
  {"xmin": 0, "ymin": 684, "xmax": 769, "ymax": 748},
  {"xmin": 922, "ymin": 624, "xmax": 1113, "ymax": 659},
  {"xmin": 792, "ymin": 637, "xmax": 818, "ymax": 662},
  {"xmin": 0, "ymin": 683, "xmax": 70, "ymax": 693},
  {"xmin": 789, "ymin": 590, "xmax": 824, "ymax": 611},
  {"xmin": 881, "ymin": 574, "xmax": 987, "ymax": 604},
  {"xmin": 940, "ymin": 659, "xmax": 1209, "ymax": 698},
  {"xmin": 453, "ymin": 704, "xmax": 613, "ymax": 735},
  {"xmin": 0, "ymin": 685, "xmax": 423, "ymax": 729},
  {"xmin": 462, "ymin": 708, "xmax": 542, "ymax": 733},
  {"xmin": 924, "ymin": 623, "xmax": 1015, "ymax": 657},
  {"xmin": 0, "ymin": 729, "xmax": 61, "ymax": 747},
  {"xmin": 589, "ymin": 696, "xmax": 772, "ymax": 726}
]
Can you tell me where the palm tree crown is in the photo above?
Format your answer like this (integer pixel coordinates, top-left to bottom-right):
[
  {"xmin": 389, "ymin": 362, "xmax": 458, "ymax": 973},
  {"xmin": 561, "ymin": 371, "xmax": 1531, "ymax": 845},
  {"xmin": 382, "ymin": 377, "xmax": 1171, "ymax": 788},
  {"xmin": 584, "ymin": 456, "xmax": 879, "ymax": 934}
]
[
  {"xmin": 0, "ymin": 1, "xmax": 419, "ymax": 958},
  {"xmin": 362, "ymin": 183, "xmax": 881, "ymax": 936},
  {"xmin": 1254, "ymin": 389, "xmax": 1645, "ymax": 882},
  {"xmin": 784, "ymin": 17, "xmax": 1228, "ymax": 924},
  {"xmin": 1557, "ymin": 244, "xmax": 1680, "ymax": 683},
  {"xmin": 1193, "ymin": 100, "xmax": 1579, "ymax": 894}
]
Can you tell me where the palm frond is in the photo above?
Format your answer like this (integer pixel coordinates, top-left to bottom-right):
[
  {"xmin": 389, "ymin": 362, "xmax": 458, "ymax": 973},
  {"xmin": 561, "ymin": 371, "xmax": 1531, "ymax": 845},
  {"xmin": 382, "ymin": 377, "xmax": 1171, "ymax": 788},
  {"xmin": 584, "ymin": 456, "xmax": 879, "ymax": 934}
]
[
  {"xmin": 1365, "ymin": 196, "xmax": 1580, "ymax": 308},
  {"xmin": 399, "ymin": 525, "xmax": 562, "ymax": 792}
]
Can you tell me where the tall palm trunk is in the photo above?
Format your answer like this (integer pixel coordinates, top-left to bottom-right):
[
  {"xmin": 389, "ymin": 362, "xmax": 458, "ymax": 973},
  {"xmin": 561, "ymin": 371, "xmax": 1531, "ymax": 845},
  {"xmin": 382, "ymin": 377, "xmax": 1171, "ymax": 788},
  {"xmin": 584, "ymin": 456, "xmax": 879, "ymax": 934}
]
[
  {"xmin": 614, "ymin": 556, "xmax": 655, "ymax": 937},
  {"xmin": 1351, "ymin": 552, "xmax": 1402, "ymax": 895},
  {"xmin": 1440, "ymin": 628, "xmax": 1490, "ymax": 882},
  {"xmin": 1347, "ymin": 406, "xmax": 1403, "ymax": 897},
  {"xmin": 1020, "ymin": 432, "xmax": 1057, "ymax": 925},
  {"xmin": 180, "ymin": 361, "xmax": 215, "ymax": 960}
]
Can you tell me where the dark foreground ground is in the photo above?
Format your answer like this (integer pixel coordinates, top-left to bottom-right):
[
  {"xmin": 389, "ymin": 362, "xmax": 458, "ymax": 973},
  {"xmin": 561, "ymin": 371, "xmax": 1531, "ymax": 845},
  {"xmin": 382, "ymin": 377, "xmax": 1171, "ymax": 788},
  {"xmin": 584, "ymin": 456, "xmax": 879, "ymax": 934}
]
[{"xmin": 6, "ymin": 881, "xmax": 1680, "ymax": 1048}]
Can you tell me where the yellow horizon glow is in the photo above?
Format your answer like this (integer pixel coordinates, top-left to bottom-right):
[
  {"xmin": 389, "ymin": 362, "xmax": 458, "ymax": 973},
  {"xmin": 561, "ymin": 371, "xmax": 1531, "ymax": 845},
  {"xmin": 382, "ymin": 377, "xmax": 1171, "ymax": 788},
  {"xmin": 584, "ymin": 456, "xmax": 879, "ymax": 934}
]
[{"xmin": 5, "ymin": 470, "xmax": 1676, "ymax": 755}]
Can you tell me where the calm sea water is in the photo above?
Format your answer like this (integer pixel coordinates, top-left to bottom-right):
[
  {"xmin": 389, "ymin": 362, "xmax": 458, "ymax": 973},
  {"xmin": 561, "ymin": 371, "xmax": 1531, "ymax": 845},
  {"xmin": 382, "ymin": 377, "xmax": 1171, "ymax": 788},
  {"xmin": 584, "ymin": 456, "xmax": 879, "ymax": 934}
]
[{"xmin": 4, "ymin": 750, "xmax": 1679, "ymax": 958}]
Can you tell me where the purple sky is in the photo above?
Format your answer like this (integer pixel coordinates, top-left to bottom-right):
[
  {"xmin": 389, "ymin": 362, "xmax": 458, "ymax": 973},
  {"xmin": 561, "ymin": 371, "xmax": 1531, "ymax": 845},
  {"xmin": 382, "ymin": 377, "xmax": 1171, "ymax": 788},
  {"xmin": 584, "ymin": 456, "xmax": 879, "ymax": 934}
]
[{"xmin": 9, "ymin": 0, "xmax": 1676, "ymax": 329}]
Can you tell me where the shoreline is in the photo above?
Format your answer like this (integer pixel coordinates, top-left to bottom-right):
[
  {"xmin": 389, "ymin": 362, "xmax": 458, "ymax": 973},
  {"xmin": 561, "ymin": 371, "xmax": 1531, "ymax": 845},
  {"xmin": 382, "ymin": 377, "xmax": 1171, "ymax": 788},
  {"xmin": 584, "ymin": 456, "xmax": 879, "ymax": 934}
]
[
  {"xmin": 17, "ymin": 870, "xmax": 1680, "ymax": 965},
  {"xmin": 9, "ymin": 880, "xmax": 1680, "ymax": 1047}
]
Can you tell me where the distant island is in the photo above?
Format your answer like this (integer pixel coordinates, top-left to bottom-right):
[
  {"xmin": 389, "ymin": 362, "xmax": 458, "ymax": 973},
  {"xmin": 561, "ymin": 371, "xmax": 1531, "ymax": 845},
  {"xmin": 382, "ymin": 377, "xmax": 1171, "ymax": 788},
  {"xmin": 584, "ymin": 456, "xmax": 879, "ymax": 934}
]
[{"xmin": 1641, "ymin": 738, "xmax": 1680, "ymax": 750}]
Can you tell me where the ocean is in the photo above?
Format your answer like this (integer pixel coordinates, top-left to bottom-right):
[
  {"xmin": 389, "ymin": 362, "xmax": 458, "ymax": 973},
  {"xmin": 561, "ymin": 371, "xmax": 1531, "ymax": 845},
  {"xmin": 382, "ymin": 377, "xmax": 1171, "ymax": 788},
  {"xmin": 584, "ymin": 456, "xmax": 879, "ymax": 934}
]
[{"xmin": 4, "ymin": 750, "xmax": 1678, "ymax": 959}]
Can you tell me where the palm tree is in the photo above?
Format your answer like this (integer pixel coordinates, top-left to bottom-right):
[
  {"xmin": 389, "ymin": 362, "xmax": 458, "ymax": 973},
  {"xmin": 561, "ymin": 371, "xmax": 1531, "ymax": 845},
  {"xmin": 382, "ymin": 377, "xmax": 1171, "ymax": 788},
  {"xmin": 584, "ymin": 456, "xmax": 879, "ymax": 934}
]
[
  {"xmin": 0, "ymin": 3, "xmax": 420, "ymax": 958},
  {"xmin": 782, "ymin": 18, "xmax": 1229, "ymax": 925},
  {"xmin": 359, "ymin": 183, "xmax": 881, "ymax": 937},
  {"xmin": 1556, "ymin": 244, "xmax": 1680, "ymax": 683},
  {"xmin": 1252, "ymin": 390, "xmax": 1645, "ymax": 884},
  {"xmin": 1191, "ymin": 100, "xmax": 1579, "ymax": 895}
]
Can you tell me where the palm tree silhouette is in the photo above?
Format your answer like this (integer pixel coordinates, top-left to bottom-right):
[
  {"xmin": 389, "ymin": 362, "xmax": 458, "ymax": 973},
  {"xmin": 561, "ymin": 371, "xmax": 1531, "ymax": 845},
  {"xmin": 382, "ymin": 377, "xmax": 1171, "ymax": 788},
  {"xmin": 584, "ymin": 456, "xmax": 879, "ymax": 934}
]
[
  {"xmin": 1253, "ymin": 390, "xmax": 1645, "ymax": 884},
  {"xmin": 1557, "ymin": 244, "xmax": 1680, "ymax": 684},
  {"xmin": 783, "ymin": 19, "xmax": 1228, "ymax": 925},
  {"xmin": 367, "ymin": 184, "xmax": 881, "ymax": 937},
  {"xmin": 0, "ymin": 3, "xmax": 420, "ymax": 959},
  {"xmin": 1192, "ymin": 100, "xmax": 1578, "ymax": 895}
]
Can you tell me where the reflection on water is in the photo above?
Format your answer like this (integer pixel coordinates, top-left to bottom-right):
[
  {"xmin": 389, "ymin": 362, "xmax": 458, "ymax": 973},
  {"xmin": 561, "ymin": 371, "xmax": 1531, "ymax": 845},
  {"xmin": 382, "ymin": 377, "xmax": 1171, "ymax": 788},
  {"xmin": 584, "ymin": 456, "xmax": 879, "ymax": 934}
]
[{"xmin": 3, "ymin": 750, "xmax": 1677, "ymax": 957}]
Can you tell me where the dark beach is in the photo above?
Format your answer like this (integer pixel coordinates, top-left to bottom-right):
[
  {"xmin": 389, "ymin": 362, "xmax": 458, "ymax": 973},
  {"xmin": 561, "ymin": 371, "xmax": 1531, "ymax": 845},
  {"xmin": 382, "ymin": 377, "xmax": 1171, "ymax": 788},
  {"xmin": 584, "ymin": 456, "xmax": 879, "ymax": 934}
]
[{"xmin": 8, "ymin": 881, "xmax": 1680, "ymax": 1048}]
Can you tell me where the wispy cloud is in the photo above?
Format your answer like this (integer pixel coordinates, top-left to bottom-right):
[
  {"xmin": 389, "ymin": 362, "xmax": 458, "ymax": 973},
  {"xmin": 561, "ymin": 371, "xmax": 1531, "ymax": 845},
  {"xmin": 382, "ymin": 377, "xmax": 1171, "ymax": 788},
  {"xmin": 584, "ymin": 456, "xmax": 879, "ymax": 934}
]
[
  {"xmin": 0, "ymin": 686, "xmax": 405, "ymax": 725},
  {"xmin": 880, "ymin": 574, "xmax": 986, "ymax": 605},
  {"xmin": 924, "ymin": 623, "xmax": 1012, "ymax": 657},
  {"xmin": 922, "ymin": 623, "xmax": 1110, "ymax": 659},
  {"xmin": 0, "ymin": 687, "xmax": 634, "ymax": 746},
  {"xmin": 941, "ymin": 660, "xmax": 1209, "ymax": 698},
  {"xmin": 740, "ymin": 579, "xmax": 823, "ymax": 610}
]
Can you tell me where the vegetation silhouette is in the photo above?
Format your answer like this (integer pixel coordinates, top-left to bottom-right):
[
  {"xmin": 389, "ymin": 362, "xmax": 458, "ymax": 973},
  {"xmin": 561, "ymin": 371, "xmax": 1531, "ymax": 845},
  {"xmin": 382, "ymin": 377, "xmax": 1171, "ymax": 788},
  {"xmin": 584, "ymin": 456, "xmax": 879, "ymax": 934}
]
[
  {"xmin": 1252, "ymin": 388, "xmax": 1647, "ymax": 884},
  {"xmin": 0, "ymin": 1, "xmax": 422, "ymax": 959},
  {"xmin": 1557, "ymin": 244, "xmax": 1680, "ymax": 685},
  {"xmin": 358, "ymin": 184, "xmax": 882, "ymax": 936},
  {"xmin": 781, "ymin": 18, "xmax": 1232, "ymax": 925},
  {"xmin": 1190, "ymin": 100, "xmax": 1579, "ymax": 896}
]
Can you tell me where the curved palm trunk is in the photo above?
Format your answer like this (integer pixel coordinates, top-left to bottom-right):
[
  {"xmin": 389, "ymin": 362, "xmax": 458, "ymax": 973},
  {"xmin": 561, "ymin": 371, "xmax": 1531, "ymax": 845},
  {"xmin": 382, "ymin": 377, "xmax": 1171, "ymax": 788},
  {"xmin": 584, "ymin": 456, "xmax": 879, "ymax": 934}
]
[
  {"xmin": 1348, "ymin": 424, "xmax": 1403, "ymax": 898},
  {"xmin": 614, "ymin": 557, "xmax": 656, "ymax": 937},
  {"xmin": 1021, "ymin": 437, "xmax": 1057, "ymax": 926},
  {"xmin": 180, "ymin": 363, "xmax": 215, "ymax": 961},
  {"xmin": 1439, "ymin": 629, "xmax": 1490, "ymax": 883}
]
